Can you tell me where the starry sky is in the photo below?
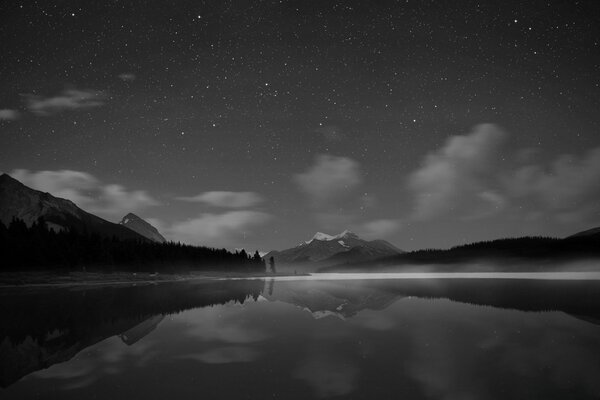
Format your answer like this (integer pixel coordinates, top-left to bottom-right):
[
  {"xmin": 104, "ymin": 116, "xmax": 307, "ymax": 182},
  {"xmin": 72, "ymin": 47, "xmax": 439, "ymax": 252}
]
[{"xmin": 1, "ymin": 0, "xmax": 600, "ymax": 252}]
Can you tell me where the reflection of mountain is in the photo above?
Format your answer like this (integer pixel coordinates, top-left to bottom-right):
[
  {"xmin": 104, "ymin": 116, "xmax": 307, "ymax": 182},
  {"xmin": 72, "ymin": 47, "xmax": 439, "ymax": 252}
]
[
  {"xmin": 264, "ymin": 278, "xmax": 600, "ymax": 325},
  {"xmin": 119, "ymin": 315, "xmax": 165, "ymax": 345},
  {"xmin": 264, "ymin": 280, "xmax": 403, "ymax": 319},
  {"xmin": 0, "ymin": 279, "xmax": 264, "ymax": 388}
]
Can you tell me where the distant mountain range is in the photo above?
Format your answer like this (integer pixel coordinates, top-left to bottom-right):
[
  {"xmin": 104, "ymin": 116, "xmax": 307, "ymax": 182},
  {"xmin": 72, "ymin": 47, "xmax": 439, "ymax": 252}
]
[{"xmin": 264, "ymin": 230, "xmax": 402, "ymax": 271}]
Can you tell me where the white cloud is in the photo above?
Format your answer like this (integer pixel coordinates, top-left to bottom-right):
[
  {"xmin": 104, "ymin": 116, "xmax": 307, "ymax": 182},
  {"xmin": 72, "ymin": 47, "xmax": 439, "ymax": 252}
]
[
  {"xmin": 294, "ymin": 154, "xmax": 362, "ymax": 206},
  {"xmin": 24, "ymin": 88, "xmax": 106, "ymax": 116},
  {"xmin": 407, "ymin": 123, "xmax": 600, "ymax": 224},
  {"xmin": 168, "ymin": 211, "xmax": 271, "ymax": 247},
  {"xmin": 0, "ymin": 109, "xmax": 19, "ymax": 121},
  {"xmin": 118, "ymin": 73, "xmax": 136, "ymax": 82},
  {"xmin": 10, "ymin": 169, "xmax": 158, "ymax": 220},
  {"xmin": 177, "ymin": 191, "xmax": 263, "ymax": 208},
  {"xmin": 408, "ymin": 124, "xmax": 509, "ymax": 220}
]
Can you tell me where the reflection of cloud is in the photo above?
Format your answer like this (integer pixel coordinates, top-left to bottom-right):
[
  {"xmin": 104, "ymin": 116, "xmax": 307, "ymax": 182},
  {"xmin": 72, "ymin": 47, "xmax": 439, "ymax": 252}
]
[
  {"xmin": 23, "ymin": 88, "xmax": 106, "ymax": 116},
  {"xmin": 10, "ymin": 169, "xmax": 158, "ymax": 220},
  {"xmin": 181, "ymin": 346, "xmax": 259, "ymax": 364},
  {"xmin": 167, "ymin": 210, "xmax": 271, "ymax": 247},
  {"xmin": 294, "ymin": 154, "xmax": 362, "ymax": 206},
  {"xmin": 181, "ymin": 307, "xmax": 269, "ymax": 344},
  {"xmin": 397, "ymin": 298, "xmax": 600, "ymax": 400},
  {"xmin": 293, "ymin": 354, "xmax": 358, "ymax": 398},
  {"xmin": 177, "ymin": 191, "xmax": 263, "ymax": 208}
]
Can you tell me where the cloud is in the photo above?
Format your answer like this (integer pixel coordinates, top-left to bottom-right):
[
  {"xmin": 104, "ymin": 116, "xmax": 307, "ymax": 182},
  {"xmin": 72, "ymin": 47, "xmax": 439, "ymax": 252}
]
[
  {"xmin": 505, "ymin": 147, "xmax": 600, "ymax": 222},
  {"xmin": 408, "ymin": 124, "xmax": 509, "ymax": 220},
  {"xmin": 168, "ymin": 210, "xmax": 271, "ymax": 247},
  {"xmin": 10, "ymin": 169, "xmax": 158, "ymax": 220},
  {"xmin": 0, "ymin": 109, "xmax": 19, "ymax": 121},
  {"xmin": 407, "ymin": 123, "xmax": 600, "ymax": 224},
  {"xmin": 23, "ymin": 88, "xmax": 106, "ymax": 116},
  {"xmin": 359, "ymin": 219, "xmax": 402, "ymax": 239},
  {"xmin": 118, "ymin": 73, "xmax": 136, "ymax": 82},
  {"xmin": 177, "ymin": 191, "xmax": 263, "ymax": 208},
  {"xmin": 294, "ymin": 154, "xmax": 362, "ymax": 206}
]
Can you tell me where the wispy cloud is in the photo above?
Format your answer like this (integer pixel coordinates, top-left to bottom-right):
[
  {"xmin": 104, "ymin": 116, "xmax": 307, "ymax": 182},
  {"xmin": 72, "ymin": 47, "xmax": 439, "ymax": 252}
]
[
  {"xmin": 23, "ymin": 88, "xmax": 106, "ymax": 116},
  {"xmin": 359, "ymin": 218, "xmax": 403, "ymax": 239},
  {"xmin": 167, "ymin": 211, "xmax": 271, "ymax": 247},
  {"xmin": 294, "ymin": 154, "xmax": 362, "ymax": 206},
  {"xmin": 118, "ymin": 73, "xmax": 136, "ymax": 82},
  {"xmin": 10, "ymin": 169, "xmax": 158, "ymax": 220},
  {"xmin": 0, "ymin": 109, "xmax": 20, "ymax": 121},
  {"xmin": 177, "ymin": 191, "xmax": 263, "ymax": 208}
]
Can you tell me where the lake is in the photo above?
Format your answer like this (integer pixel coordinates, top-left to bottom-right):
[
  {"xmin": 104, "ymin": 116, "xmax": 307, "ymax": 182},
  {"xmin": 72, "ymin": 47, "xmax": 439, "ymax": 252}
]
[{"xmin": 1, "ymin": 274, "xmax": 600, "ymax": 399}]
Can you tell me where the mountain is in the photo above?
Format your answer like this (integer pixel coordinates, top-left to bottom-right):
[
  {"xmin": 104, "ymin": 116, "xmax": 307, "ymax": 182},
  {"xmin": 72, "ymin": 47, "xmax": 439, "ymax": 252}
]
[
  {"xmin": 568, "ymin": 226, "xmax": 600, "ymax": 238},
  {"xmin": 264, "ymin": 230, "xmax": 402, "ymax": 271},
  {"xmin": 119, "ymin": 213, "xmax": 166, "ymax": 243},
  {"xmin": 0, "ymin": 173, "xmax": 146, "ymax": 241}
]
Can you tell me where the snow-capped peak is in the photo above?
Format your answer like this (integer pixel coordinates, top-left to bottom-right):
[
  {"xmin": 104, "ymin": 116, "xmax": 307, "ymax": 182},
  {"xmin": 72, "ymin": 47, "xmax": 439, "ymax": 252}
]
[{"xmin": 304, "ymin": 230, "xmax": 359, "ymax": 244}]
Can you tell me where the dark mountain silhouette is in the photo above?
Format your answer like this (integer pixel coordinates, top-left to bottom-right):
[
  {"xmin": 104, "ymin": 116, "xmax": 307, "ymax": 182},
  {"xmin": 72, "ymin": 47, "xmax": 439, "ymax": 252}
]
[
  {"xmin": 568, "ymin": 226, "xmax": 600, "ymax": 238},
  {"xmin": 0, "ymin": 173, "xmax": 145, "ymax": 242},
  {"xmin": 264, "ymin": 230, "xmax": 402, "ymax": 271},
  {"xmin": 119, "ymin": 213, "xmax": 166, "ymax": 243}
]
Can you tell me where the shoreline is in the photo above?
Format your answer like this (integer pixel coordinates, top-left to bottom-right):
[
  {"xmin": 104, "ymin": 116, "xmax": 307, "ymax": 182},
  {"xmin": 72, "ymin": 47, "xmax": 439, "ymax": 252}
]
[{"xmin": 0, "ymin": 271, "xmax": 308, "ymax": 289}]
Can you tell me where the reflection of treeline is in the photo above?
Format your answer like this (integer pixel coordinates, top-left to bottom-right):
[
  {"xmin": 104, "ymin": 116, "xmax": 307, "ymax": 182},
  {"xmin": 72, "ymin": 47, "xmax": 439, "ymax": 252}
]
[
  {"xmin": 0, "ymin": 218, "xmax": 265, "ymax": 272},
  {"xmin": 325, "ymin": 235, "xmax": 600, "ymax": 271},
  {"xmin": 0, "ymin": 279, "xmax": 264, "ymax": 387},
  {"xmin": 0, "ymin": 279, "xmax": 265, "ymax": 346}
]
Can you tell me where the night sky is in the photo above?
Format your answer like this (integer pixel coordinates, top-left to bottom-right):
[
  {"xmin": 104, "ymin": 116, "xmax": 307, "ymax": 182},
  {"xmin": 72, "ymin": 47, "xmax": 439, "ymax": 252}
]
[{"xmin": 1, "ymin": 1, "xmax": 600, "ymax": 252}]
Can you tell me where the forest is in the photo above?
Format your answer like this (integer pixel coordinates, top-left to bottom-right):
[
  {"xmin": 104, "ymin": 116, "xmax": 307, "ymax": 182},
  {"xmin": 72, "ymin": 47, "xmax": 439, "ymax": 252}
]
[{"xmin": 0, "ymin": 217, "xmax": 266, "ymax": 272}]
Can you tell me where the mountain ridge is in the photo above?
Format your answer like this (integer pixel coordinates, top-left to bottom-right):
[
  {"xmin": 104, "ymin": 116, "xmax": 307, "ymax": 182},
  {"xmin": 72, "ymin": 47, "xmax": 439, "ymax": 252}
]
[
  {"xmin": 119, "ymin": 213, "xmax": 166, "ymax": 243},
  {"xmin": 0, "ymin": 173, "xmax": 146, "ymax": 241},
  {"xmin": 264, "ymin": 230, "xmax": 402, "ymax": 271}
]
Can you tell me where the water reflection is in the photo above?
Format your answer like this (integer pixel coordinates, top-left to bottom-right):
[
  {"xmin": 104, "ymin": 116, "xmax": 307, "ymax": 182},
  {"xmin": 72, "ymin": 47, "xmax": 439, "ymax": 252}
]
[{"xmin": 1, "ymin": 277, "xmax": 600, "ymax": 399}]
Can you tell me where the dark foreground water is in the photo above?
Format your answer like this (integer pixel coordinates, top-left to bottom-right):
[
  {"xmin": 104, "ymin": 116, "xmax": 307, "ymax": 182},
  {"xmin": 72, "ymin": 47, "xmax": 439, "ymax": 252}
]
[{"xmin": 1, "ymin": 275, "xmax": 600, "ymax": 399}]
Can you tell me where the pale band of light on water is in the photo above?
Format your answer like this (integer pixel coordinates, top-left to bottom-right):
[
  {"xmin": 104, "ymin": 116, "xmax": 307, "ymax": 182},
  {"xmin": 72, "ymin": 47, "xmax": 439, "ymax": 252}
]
[{"xmin": 225, "ymin": 272, "xmax": 600, "ymax": 281}]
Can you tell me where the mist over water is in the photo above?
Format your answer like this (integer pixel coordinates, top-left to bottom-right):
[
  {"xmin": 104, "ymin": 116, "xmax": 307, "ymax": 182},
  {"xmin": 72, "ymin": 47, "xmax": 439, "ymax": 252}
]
[{"xmin": 228, "ymin": 271, "xmax": 600, "ymax": 281}]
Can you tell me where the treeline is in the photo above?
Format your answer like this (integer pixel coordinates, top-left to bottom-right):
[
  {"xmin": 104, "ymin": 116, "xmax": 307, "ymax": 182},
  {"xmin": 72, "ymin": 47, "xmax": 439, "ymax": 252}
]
[
  {"xmin": 0, "ymin": 218, "xmax": 266, "ymax": 272},
  {"xmin": 323, "ymin": 235, "xmax": 600, "ymax": 271},
  {"xmin": 396, "ymin": 236, "xmax": 600, "ymax": 264}
]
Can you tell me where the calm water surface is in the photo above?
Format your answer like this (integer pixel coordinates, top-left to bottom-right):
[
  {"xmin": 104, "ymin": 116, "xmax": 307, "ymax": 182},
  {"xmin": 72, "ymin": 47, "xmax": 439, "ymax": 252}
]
[{"xmin": 1, "ymin": 275, "xmax": 600, "ymax": 399}]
